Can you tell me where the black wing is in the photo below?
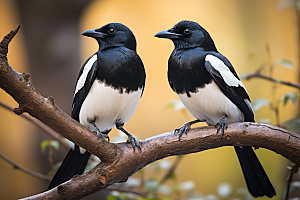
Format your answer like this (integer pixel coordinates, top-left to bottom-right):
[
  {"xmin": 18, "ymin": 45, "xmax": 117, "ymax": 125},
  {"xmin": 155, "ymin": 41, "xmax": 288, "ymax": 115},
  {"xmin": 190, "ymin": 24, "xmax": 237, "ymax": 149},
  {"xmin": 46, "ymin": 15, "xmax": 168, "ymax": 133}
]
[
  {"xmin": 72, "ymin": 55, "xmax": 98, "ymax": 121},
  {"xmin": 204, "ymin": 53, "xmax": 254, "ymax": 122}
]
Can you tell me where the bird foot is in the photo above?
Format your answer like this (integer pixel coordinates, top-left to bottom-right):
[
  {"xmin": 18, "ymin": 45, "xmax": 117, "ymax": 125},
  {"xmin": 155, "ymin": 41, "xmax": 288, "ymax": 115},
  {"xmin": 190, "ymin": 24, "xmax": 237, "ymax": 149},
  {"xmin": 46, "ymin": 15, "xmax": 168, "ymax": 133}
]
[
  {"xmin": 174, "ymin": 122, "xmax": 191, "ymax": 141},
  {"xmin": 126, "ymin": 134, "xmax": 142, "ymax": 152},
  {"xmin": 96, "ymin": 131, "xmax": 110, "ymax": 144},
  {"xmin": 216, "ymin": 116, "xmax": 228, "ymax": 140},
  {"xmin": 174, "ymin": 119, "xmax": 203, "ymax": 141}
]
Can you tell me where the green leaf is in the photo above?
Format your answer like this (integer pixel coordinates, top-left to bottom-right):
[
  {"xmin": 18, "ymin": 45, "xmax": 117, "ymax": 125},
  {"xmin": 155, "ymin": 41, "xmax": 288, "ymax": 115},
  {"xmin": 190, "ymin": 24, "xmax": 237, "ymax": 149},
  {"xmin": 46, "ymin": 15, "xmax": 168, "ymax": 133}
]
[
  {"xmin": 40, "ymin": 140, "xmax": 50, "ymax": 153},
  {"xmin": 107, "ymin": 195, "xmax": 118, "ymax": 200},
  {"xmin": 277, "ymin": 58, "xmax": 293, "ymax": 69},
  {"xmin": 252, "ymin": 98, "xmax": 271, "ymax": 112},
  {"xmin": 283, "ymin": 118, "xmax": 300, "ymax": 135},
  {"xmin": 50, "ymin": 140, "xmax": 59, "ymax": 151},
  {"xmin": 281, "ymin": 92, "xmax": 298, "ymax": 106}
]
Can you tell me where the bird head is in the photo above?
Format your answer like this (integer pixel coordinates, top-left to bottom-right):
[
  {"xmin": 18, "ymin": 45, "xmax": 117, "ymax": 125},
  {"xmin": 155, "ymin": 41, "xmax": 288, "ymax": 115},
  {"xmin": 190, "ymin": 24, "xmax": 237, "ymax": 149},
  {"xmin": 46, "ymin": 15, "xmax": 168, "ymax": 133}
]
[
  {"xmin": 82, "ymin": 23, "xmax": 137, "ymax": 51},
  {"xmin": 155, "ymin": 20, "xmax": 217, "ymax": 52}
]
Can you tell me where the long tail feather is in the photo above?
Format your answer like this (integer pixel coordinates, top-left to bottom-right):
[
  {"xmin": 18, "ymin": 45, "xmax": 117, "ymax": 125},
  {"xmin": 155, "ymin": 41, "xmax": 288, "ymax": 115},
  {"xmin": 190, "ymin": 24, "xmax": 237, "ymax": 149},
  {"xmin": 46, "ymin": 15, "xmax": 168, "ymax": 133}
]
[
  {"xmin": 48, "ymin": 145, "xmax": 90, "ymax": 190},
  {"xmin": 234, "ymin": 146, "xmax": 276, "ymax": 198}
]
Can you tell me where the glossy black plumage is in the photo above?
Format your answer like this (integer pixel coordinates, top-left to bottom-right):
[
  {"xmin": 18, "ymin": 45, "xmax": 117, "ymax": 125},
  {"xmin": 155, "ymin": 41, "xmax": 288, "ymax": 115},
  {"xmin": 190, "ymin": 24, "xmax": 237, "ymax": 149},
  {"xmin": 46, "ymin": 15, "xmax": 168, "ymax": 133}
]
[
  {"xmin": 155, "ymin": 20, "xmax": 275, "ymax": 198},
  {"xmin": 48, "ymin": 23, "xmax": 145, "ymax": 190}
]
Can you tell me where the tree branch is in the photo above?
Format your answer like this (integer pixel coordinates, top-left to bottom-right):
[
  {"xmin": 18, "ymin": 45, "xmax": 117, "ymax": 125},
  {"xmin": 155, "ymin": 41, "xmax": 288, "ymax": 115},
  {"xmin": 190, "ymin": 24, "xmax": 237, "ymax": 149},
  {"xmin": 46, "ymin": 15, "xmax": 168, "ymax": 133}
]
[
  {"xmin": 0, "ymin": 152, "xmax": 51, "ymax": 181},
  {"xmin": 1, "ymin": 27, "xmax": 300, "ymax": 200}
]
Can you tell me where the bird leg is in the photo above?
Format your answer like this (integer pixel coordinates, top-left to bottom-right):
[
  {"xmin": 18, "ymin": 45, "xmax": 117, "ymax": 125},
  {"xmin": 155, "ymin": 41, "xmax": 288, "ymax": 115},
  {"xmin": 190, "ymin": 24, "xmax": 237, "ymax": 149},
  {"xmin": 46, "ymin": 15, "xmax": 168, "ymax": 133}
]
[
  {"xmin": 116, "ymin": 122, "xmax": 141, "ymax": 152},
  {"xmin": 90, "ymin": 121, "xmax": 110, "ymax": 143},
  {"xmin": 175, "ymin": 119, "xmax": 204, "ymax": 141},
  {"xmin": 216, "ymin": 116, "xmax": 228, "ymax": 140}
]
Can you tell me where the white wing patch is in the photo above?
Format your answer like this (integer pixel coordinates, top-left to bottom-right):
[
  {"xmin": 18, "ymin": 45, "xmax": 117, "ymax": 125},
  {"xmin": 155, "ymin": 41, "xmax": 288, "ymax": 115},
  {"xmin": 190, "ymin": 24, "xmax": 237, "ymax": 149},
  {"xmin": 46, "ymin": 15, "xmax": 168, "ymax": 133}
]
[
  {"xmin": 74, "ymin": 54, "xmax": 98, "ymax": 96},
  {"xmin": 205, "ymin": 55, "xmax": 245, "ymax": 88}
]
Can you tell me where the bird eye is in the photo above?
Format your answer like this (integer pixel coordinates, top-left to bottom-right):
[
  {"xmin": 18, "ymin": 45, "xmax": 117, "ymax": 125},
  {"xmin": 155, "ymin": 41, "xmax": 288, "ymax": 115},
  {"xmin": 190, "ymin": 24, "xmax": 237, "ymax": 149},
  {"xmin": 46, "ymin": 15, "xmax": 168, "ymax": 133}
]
[
  {"xmin": 183, "ymin": 28, "xmax": 190, "ymax": 34},
  {"xmin": 108, "ymin": 28, "xmax": 115, "ymax": 34}
]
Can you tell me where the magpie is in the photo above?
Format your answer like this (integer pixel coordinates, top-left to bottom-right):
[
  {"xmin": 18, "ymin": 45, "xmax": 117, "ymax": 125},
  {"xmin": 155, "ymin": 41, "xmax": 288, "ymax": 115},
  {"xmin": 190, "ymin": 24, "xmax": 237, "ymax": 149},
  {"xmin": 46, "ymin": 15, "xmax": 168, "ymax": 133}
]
[
  {"xmin": 155, "ymin": 20, "xmax": 275, "ymax": 198},
  {"xmin": 48, "ymin": 23, "xmax": 146, "ymax": 190}
]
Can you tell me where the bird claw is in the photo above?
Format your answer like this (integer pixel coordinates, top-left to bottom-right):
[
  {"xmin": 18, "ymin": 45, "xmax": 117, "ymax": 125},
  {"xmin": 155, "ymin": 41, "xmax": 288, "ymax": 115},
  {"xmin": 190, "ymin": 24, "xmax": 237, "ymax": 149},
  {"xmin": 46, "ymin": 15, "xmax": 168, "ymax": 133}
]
[
  {"xmin": 95, "ymin": 131, "xmax": 110, "ymax": 144},
  {"xmin": 216, "ymin": 116, "xmax": 228, "ymax": 140},
  {"xmin": 126, "ymin": 135, "xmax": 142, "ymax": 152},
  {"xmin": 174, "ymin": 122, "xmax": 191, "ymax": 141}
]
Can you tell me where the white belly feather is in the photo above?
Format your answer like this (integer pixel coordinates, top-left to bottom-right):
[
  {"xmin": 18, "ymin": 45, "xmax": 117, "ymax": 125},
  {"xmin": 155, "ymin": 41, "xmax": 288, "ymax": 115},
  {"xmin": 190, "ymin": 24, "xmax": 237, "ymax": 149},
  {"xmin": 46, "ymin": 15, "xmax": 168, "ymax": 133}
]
[
  {"xmin": 178, "ymin": 81, "xmax": 244, "ymax": 125},
  {"xmin": 79, "ymin": 80, "xmax": 142, "ymax": 132}
]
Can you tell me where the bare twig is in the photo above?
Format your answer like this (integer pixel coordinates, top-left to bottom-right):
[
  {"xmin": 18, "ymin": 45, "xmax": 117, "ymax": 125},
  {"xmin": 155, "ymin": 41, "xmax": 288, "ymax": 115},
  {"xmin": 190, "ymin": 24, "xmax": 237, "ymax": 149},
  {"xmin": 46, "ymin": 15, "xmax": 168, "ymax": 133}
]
[
  {"xmin": 245, "ymin": 72, "xmax": 300, "ymax": 90},
  {"xmin": 285, "ymin": 164, "xmax": 300, "ymax": 200},
  {"xmin": 0, "ymin": 152, "xmax": 51, "ymax": 181},
  {"xmin": 160, "ymin": 155, "xmax": 183, "ymax": 184},
  {"xmin": 0, "ymin": 100, "xmax": 70, "ymax": 150}
]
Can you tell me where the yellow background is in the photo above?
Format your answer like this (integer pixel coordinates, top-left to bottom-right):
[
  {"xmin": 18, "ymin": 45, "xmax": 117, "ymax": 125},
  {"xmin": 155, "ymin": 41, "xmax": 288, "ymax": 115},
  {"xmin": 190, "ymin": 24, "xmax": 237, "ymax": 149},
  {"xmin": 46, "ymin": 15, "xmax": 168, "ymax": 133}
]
[{"xmin": 0, "ymin": 0, "xmax": 298, "ymax": 199}]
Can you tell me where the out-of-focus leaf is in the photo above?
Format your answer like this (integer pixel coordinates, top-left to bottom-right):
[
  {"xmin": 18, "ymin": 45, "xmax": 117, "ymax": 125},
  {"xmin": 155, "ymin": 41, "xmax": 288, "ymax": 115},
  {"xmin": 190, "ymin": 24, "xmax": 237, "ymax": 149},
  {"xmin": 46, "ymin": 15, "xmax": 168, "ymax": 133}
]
[
  {"xmin": 125, "ymin": 177, "xmax": 141, "ymax": 187},
  {"xmin": 252, "ymin": 98, "xmax": 270, "ymax": 112},
  {"xmin": 236, "ymin": 188, "xmax": 253, "ymax": 200},
  {"xmin": 40, "ymin": 140, "xmax": 49, "ymax": 153},
  {"xmin": 107, "ymin": 194, "xmax": 118, "ymax": 200},
  {"xmin": 284, "ymin": 118, "xmax": 300, "ymax": 135},
  {"xmin": 50, "ymin": 140, "xmax": 59, "ymax": 151},
  {"xmin": 204, "ymin": 194, "xmax": 218, "ymax": 200},
  {"xmin": 277, "ymin": 0, "xmax": 294, "ymax": 10},
  {"xmin": 145, "ymin": 179, "xmax": 159, "ymax": 192},
  {"xmin": 164, "ymin": 99, "xmax": 186, "ymax": 111},
  {"xmin": 277, "ymin": 58, "xmax": 293, "ymax": 69},
  {"xmin": 239, "ymin": 73, "xmax": 248, "ymax": 80},
  {"xmin": 181, "ymin": 181, "xmax": 195, "ymax": 191},
  {"xmin": 281, "ymin": 92, "xmax": 298, "ymax": 106},
  {"xmin": 159, "ymin": 185, "xmax": 171, "ymax": 194},
  {"xmin": 257, "ymin": 119, "xmax": 271, "ymax": 124},
  {"xmin": 159, "ymin": 159, "xmax": 171, "ymax": 169},
  {"xmin": 217, "ymin": 183, "xmax": 231, "ymax": 197}
]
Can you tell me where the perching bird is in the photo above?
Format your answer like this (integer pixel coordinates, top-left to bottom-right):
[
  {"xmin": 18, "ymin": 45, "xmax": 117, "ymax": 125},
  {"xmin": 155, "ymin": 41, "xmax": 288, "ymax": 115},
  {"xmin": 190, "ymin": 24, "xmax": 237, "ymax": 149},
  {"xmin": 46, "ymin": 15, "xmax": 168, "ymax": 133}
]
[
  {"xmin": 155, "ymin": 20, "xmax": 275, "ymax": 198},
  {"xmin": 48, "ymin": 23, "xmax": 146, "ymax": 190}
]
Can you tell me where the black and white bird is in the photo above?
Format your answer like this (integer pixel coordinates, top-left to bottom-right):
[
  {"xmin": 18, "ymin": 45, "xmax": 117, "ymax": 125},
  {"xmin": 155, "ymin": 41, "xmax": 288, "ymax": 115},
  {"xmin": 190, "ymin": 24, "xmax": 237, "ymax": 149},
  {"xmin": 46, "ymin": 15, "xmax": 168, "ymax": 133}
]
[
  {"xmin": 155, "ymin": 20, "xmax": 275, "ymax": 198},
  {"xmin": 48, "ymin": 23, "xmax": 146, "ymax": 190}
]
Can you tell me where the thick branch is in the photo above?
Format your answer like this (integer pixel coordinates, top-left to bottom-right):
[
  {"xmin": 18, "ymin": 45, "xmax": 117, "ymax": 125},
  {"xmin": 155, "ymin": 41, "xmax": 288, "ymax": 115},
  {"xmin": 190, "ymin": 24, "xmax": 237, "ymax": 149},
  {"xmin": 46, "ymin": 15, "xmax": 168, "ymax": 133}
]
[
  {"xmin": 1, "ymin": 27, "xmax": 300, "ymax": 200},
  {"xmin": 21, "ymin": 123, "xmax": 300, "ymax": 199}
]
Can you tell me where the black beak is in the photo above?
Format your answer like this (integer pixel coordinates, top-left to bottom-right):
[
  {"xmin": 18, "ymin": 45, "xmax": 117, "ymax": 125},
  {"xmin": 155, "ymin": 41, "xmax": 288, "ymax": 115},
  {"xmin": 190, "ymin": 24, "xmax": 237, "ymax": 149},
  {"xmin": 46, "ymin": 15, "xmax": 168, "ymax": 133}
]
[
  {"xmin": 155, "ymin": 29, "xmax": 181, "ymax": 39},
  {"xmin": 82, "ymin": 29, "xmax": 107, "ymax": 38}
]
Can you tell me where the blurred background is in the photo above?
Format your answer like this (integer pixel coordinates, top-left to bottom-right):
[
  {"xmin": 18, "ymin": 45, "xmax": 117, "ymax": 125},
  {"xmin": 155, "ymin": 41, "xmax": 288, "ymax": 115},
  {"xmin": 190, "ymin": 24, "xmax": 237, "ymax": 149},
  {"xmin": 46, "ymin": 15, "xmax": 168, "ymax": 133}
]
[{"xmin": 0, "ymin": 0, "xmax": 299, "ymax": 199}]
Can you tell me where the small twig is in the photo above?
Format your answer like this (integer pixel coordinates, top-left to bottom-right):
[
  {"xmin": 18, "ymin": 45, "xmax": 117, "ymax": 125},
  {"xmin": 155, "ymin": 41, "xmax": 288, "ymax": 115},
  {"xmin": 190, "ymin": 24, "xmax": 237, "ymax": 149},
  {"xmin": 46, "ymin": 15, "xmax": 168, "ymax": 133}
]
[
  {"xmin": 285, "ymin": 164, "xmax": 299, "ymax": 200},
  {"xmin": 0, "ymin": 151, "xmax": 51, "ymax": 181},
  {"xmin": 160, "ymin": 155, "xmax": 183, "ymax": 184},
  {"xmin": 0, "ymin": 25, "xmax": 20, "ymax": 59},
  {"xmin": 245, "ymin": 72, "xmax": 300, "ymax": 90},
  {"xmin": 0, "ymin": 100, "xmax": 70, "ymax": 150}
]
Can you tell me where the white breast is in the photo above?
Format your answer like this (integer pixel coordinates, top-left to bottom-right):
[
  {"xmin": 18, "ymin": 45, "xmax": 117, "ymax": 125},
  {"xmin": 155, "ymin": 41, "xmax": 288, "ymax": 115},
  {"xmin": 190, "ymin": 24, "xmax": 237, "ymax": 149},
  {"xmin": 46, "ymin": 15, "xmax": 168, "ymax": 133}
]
[
  {"xmin": 178, "ymin": 81, "xmax": 244, "ymax": 125},
  {"xmin": 79, "ymin": 80, "xmax": 142, "ymax": 132}
]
